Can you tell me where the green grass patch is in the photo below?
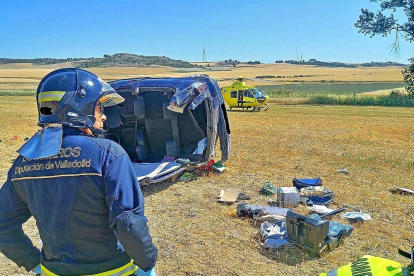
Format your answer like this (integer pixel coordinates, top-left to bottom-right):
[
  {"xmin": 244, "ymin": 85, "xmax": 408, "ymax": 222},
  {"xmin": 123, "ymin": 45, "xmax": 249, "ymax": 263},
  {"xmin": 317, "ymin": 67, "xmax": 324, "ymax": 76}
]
[
  {"xmin": 306, "ymin": 94, "xmax": 414, "ymax": 107},
  {"xmin": 259, "ymin": 82, "xmax": 406, "ymax": 98},
  {"xmin": 0, "ymin": 90, "xmax": 36, "ymax": 96}
]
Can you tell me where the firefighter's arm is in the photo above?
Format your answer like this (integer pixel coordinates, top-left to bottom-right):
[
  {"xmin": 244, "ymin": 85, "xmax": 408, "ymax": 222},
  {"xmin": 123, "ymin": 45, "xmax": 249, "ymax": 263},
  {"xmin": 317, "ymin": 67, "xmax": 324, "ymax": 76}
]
[
  {"xmin": 104, "ymin": 153, "xmax": 158, "ymax": 272},
  {"xmin": 0, "ymin": 170, "xmax": 40, "ymax": 272}
]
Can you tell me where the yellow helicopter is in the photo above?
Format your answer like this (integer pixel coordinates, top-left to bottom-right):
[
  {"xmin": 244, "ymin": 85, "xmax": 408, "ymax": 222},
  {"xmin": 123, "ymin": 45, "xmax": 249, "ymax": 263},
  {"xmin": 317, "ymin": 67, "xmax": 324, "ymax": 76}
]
[{"xmin": 220, "ymin": 76, "xmax": 270, "ymax": 111}]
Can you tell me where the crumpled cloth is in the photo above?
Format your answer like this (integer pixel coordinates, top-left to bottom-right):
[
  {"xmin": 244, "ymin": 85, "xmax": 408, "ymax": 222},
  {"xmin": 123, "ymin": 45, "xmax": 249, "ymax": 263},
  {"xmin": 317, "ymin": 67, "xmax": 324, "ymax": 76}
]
[
  {"xmin": 237, "ymin": 203, "xmax": 289, "ymax": 218},
  {"xmin": 260, "ymin": 220, "xmax": 289, "ymax": 249},
  {"xmin": 342, "ymin": 212, "xmax": 371, "ymax": 222},
  {"xmin": 307, "ymin": 205, "xmax": 335, "ymax": 215},
  {"xmin": 259, "ymin": 181, "xmax": 278, "ymax": 196},
  {"xmin": 300, "ymin": 186, "xmax": 334, "ymax": 206}
]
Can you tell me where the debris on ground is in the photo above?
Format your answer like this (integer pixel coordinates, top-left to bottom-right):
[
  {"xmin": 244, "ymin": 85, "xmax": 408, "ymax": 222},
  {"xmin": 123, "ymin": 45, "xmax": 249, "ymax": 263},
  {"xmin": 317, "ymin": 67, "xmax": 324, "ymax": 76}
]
[
  {"xmin": 237, "ymin": 203, "xmax": 289, "ymax": 219},
  {"xmin": 300, "ymin": 186, "xmax": 334, "ymax": 206},
  {"xmin": 256, "ymin": 214, "xmax": 287, "ymax": 223},
  {"xmin": 259, "ymin": 181, "xmax": 278, "ymax": 196},
  {"xmin": 393, "ymin": 186, "xmax": 414, "ymax": 196},
  {"xmin": 198, "ymin": 159, "xmax": 215, "ymax": 173},
  {"xmin": 236, "ymin": 193, "xmax": 250, "ymax": 201},
  {"xmin": 179, "ymin": 171, "xmax": 197, "ymax": 182},
  {"xmin": 286, "ymin": 211, "xmax": 353, "ymax": 253},
  {"xmin": 308, "ymin": 205, "xmax": 336, "ymax": 215},
  {"xmin": 319, "ymin": 207, "xmax": 346, "ymax": 219},
  {"xmin": 293, "ymin": 178, "xmax": 322, "ymax": 190},
  {"xmin": 226, "ymin": 174, "xmax": 376, "ymax": 260},
  {"xmin": 11, "ymin": 135, "xmax": 19, "ymax": 140},
  {"xmin": 211, "ymin": 162, "xmax": 227, "ymax": 173},
  {"xmin": 276, "ymin": 187, "xmax": 300, "ymax": 207},
  {"xmin": 336, "ymin": 168, "xmax": 350, "ymax": 174},
  {"xmin": 227, "ymin": 209, "xmax": 237, "ymax": 217},
  {"xmin": 218, "ymin": 188, "xmax": 242, "ymax": 203},
  {"xmin": 342, "ymin": 212, "xmax": 372, "ymax": 223},
  {"xmin": 260, "ymin": 220, "xmax": 288, "ymax": 249}
]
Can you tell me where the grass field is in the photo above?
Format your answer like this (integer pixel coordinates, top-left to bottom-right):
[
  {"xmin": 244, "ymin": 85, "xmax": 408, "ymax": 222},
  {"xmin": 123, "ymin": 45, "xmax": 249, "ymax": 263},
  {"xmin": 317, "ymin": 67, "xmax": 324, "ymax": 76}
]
[
  {"xmin": 0, "ymin": 94, "xmax": 413, "ymax": 275},
  {"xmin": 260, "ymin": 82, "xmax": 406, "ymax": 97}
]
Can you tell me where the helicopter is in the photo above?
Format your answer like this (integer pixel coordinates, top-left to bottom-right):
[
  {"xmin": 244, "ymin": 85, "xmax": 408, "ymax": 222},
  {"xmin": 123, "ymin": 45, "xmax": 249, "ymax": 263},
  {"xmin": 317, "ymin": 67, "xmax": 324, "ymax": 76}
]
[{"xmin": 220, "ymin": 76, "xmax": 271, "ymax": 111}]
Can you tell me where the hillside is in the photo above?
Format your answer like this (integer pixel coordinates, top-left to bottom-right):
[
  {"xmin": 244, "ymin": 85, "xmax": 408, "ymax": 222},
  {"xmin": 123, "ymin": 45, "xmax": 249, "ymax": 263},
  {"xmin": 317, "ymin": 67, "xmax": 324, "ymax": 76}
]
[{"xmin": 0, "ymin": 53, "xmax": 201, "ymax": 68}]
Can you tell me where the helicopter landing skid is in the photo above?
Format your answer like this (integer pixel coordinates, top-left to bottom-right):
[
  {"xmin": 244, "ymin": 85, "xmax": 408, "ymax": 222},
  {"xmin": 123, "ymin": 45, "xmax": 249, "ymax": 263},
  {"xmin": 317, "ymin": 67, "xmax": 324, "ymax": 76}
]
[
  {"xmin": 228, "ymin": 105, "xmax": 268, "ymax": 112},
  {"xmin": 252, "ymin": 104, "xmax": 269, "ymax": 112}
]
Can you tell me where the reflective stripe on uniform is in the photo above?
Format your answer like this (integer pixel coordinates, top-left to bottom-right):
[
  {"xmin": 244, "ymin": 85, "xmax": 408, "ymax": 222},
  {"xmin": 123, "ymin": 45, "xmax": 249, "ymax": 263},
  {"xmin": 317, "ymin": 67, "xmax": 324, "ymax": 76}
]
[
  {"xmin": 38, "ymin": 91, "xmax": 66, "ymax": 102},
  {"xmin": 41, "ymin": 261, "xmax": 138, "ymax": 276},
  {"xmin": 11, "ymin": 173, "xmax": 102, "ymax": 182}
]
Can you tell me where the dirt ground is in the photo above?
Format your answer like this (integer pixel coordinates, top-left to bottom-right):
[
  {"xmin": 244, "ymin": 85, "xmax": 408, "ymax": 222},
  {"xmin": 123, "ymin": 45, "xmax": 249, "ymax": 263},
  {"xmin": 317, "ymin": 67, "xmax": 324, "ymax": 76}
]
[{"xmin": 0, "ymin": 95, "xmax": 413, "ymax": 275}]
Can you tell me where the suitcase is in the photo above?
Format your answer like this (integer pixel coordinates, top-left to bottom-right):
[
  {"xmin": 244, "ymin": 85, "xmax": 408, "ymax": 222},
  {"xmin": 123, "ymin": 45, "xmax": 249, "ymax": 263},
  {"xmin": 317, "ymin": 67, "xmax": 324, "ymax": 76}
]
[{"xmin": 286, "ymin": 210, "xmax": 329, "ymax": 253}]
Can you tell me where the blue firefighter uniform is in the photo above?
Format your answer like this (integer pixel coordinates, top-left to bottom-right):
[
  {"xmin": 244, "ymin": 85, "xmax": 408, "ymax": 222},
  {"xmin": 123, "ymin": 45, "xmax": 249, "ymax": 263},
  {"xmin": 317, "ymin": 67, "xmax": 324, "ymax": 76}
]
[{"xmin": 0, "ymin": 127, "xmax": 158, "ymax": 275}]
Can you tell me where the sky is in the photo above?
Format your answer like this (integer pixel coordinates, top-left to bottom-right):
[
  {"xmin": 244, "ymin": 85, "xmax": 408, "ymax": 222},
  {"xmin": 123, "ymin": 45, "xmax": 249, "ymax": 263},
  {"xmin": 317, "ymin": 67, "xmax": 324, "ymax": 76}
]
[{"xmin": 1, "ymin": 0, "xmax": 413, "ymax": 64}]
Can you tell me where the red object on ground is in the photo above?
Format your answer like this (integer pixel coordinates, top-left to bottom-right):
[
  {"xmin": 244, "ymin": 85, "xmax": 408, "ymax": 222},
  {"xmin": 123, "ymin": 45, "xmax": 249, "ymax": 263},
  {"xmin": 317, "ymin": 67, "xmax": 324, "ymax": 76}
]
[
  {"xmin": 12, "ymin": 136, "xmax": 19, "ymax": 140},
  {"xmin": 198, "ymin": 159, "xmax": 215, "ymax": 172}
]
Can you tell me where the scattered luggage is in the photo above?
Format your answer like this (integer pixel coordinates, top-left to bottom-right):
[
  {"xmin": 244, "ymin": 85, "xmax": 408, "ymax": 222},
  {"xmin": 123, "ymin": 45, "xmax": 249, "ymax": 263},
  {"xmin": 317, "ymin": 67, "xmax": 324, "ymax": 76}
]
[
  {"xmin": 286, "ymin": 211, "xmax": 353, "ymax": 254},
  {"xmin": 276, "ymin": 187, "xmax": 300, "ymax": 207},
  {"xmin": 293, "ymin": 178, "xmax": 322, "ymax": 190},
  {"xmin": 300, "ymin": 186, "xmax": 334, "ymax": 206}
]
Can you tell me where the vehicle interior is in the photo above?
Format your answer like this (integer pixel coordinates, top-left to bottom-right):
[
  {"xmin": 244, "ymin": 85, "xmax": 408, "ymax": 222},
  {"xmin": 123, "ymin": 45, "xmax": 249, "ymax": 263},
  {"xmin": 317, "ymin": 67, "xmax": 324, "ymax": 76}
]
[{"xmin": 104, "ymin": 87, "xmax": 208, "ymax": 164}]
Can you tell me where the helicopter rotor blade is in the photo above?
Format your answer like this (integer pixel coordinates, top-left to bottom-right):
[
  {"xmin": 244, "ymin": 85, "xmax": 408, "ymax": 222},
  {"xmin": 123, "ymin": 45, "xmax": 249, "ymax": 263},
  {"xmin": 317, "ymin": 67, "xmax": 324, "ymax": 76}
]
[
  {"xmin": 215, "ymin": 77, "xmax": 237, "ymax": 81},
  {"xmin": 244, "ymin": 77, "xmax": 278, "ymax": 84}
]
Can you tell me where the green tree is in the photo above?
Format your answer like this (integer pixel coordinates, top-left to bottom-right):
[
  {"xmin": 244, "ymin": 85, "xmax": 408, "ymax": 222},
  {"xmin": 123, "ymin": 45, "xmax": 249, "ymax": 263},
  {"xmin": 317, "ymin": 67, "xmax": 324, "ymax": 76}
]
[{"xmin": 355, "ymin": 0, "xmax": 414, "ymax": 96}]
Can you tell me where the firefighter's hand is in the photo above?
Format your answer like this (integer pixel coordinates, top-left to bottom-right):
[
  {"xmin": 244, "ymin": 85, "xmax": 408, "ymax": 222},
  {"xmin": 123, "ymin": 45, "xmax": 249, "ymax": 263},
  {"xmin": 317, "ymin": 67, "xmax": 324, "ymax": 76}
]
[{"xmin": 137, "ymin": 267, "xmax": 156, "ymax": 276}]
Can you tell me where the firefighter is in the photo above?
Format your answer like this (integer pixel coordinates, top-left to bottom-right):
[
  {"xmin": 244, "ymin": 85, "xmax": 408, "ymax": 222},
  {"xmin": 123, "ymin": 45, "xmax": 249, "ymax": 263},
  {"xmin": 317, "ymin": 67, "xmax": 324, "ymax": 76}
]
[{"xmin": 0, "ymin": 68, "xmax": 157, "ymax": 276}]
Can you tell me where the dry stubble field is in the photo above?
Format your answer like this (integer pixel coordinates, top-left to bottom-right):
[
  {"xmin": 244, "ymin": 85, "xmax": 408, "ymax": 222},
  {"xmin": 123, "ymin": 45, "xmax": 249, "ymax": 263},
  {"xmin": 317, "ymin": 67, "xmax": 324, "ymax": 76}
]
[{"xmin": 0, "ymin": 65, "xmax": 413, "ymax": 275}]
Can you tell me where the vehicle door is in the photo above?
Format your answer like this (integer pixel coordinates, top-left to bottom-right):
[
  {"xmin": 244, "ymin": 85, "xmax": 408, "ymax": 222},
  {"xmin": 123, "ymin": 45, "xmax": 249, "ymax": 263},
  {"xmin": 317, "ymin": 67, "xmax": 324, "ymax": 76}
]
[{"xmin": 243, "ymin": 89, "xmax": 255, "ymax": 104}]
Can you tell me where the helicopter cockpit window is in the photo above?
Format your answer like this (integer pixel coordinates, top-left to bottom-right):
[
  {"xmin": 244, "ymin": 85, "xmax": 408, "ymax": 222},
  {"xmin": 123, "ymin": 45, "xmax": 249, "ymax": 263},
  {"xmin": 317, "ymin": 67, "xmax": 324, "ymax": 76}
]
[
  {"xmin": 230, "ymin": 91, "xmax": 237, "ymax": 98},
  {"xmin": 244, "ymin": 90, "xmax": 254, "ymax": 98},
  {"xmin": 252, "ymin": 88, "xmax": 266, "ymax": 98}
]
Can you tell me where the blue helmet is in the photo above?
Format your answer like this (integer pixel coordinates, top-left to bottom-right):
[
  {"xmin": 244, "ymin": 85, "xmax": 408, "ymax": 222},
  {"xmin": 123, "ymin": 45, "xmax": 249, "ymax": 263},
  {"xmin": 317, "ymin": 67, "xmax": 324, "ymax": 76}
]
[{"xmin": 37, "ymin": 68, "xmax": 124, "ymax": 128}]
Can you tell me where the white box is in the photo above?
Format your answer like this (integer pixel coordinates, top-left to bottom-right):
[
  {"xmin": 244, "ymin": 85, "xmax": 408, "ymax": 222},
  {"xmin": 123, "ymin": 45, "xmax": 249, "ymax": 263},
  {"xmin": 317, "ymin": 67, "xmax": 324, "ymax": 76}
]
[{"xmin": 277, "ymin": 187, "xmax": 300, "ymax": 207}]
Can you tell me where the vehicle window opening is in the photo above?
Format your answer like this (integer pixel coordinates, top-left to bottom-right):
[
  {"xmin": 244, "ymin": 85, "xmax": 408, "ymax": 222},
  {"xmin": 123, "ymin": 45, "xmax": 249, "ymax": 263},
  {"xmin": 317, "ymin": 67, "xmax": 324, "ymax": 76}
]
[{"xmin": 105, "ymin": 89, "xmax": 208, "ymax": 163}]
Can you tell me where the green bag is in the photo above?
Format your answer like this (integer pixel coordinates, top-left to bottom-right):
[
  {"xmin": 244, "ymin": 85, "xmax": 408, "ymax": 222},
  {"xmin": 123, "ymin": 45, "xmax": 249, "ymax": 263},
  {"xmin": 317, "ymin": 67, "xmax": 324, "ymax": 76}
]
[{"xmin": 259, "ymin": 181, "xmax": 277, "ymax": 196}]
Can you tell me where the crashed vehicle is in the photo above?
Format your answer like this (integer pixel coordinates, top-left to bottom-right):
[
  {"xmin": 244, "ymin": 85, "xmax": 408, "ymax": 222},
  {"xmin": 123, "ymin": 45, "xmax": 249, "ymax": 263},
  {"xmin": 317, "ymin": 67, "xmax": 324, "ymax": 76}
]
[{"xmin": 103, "ymin": 76, "xmax": 231, "ymax": 184}]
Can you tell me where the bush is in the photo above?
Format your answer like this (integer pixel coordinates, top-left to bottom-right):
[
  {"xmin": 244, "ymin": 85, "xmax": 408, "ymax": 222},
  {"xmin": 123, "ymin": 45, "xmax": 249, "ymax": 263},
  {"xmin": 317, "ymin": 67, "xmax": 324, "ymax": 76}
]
[
  {"xmin": 306, "ymin": 94, "xmax": 414, "ymax": 107},
  {"xmin": 402, "ymin": 68, "xmax": 414, "ymax": 98}
]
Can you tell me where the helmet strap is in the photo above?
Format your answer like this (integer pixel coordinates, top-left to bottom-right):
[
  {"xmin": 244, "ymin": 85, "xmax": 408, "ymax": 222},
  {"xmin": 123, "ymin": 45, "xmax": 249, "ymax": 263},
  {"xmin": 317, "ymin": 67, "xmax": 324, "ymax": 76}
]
[{"xmin": 89, "ymin": 127, "xmax": 107, "ymax": 138}]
